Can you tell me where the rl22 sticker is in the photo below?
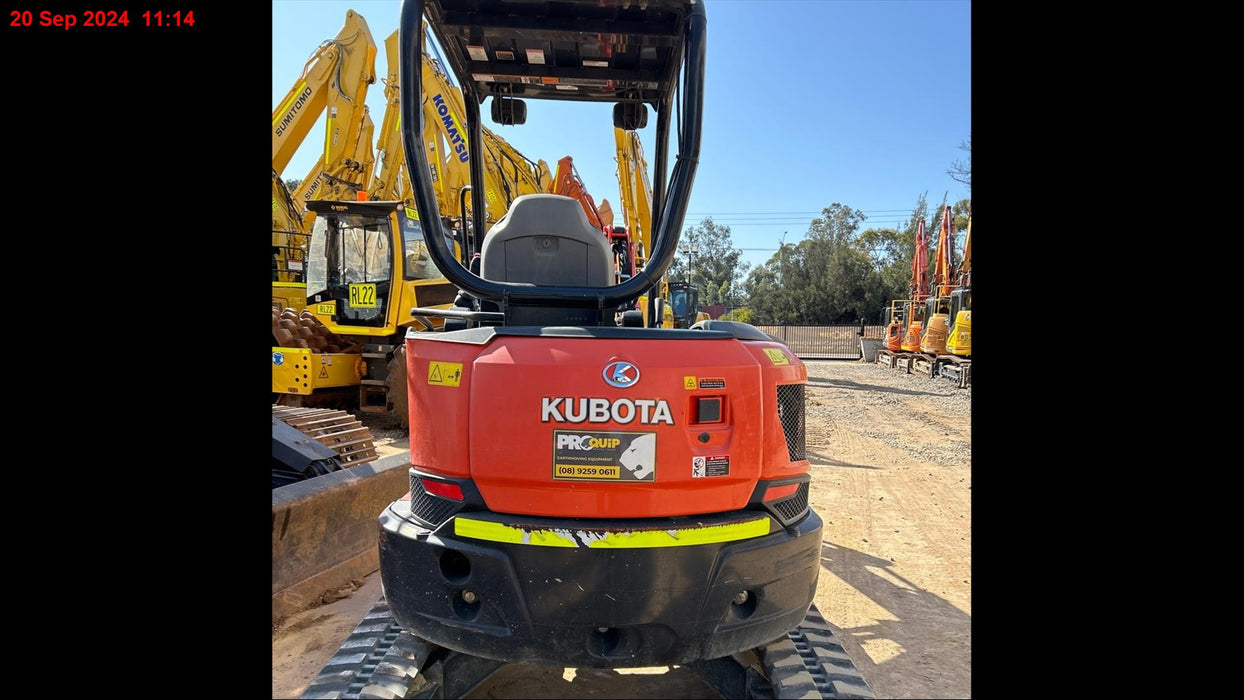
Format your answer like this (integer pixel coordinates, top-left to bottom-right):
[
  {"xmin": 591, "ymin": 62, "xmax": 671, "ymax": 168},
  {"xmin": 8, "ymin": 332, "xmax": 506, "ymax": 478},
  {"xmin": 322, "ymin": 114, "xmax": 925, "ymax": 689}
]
[{"xmin": 553, "ymin": 431, "xmax": 656, "ymax": 482}]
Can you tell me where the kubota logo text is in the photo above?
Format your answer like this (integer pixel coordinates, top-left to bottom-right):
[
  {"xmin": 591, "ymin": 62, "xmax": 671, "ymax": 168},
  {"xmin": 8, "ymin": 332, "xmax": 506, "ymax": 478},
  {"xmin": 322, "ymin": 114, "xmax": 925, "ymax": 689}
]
[{"xmin": 541, "ymin": 397, "xmax": 674, "ymax": 425}]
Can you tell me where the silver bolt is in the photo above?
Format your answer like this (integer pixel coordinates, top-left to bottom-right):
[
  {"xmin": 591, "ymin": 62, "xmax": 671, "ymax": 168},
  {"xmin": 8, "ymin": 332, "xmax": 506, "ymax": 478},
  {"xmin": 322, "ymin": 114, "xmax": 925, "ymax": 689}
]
[
  {"xmin": 597, "ymin": 627, "xmax": 610, "ymax": 633},
  {"xmin": 733, "ymin": 591, "xmax": 749, "ymax": 604},
  {"xmin": 462, "ymin": 590, "xmax": 477, "ymax": 603}
]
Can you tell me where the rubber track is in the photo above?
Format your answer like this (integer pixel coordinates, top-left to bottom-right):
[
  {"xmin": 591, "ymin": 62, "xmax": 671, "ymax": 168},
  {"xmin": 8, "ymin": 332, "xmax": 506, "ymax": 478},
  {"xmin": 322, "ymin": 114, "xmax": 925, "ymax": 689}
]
[
  {"xmin": 760, "ymin": 605, "xmax": 873, "ymax": 699},
  {"xmin": 300, "ymin": 597, "xmax": 872, "ymax": 699}
]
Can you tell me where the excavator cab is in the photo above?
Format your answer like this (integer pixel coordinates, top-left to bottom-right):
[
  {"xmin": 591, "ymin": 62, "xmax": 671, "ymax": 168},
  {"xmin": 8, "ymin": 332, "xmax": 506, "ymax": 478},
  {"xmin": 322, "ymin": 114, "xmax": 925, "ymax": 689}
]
[
  {"xmin": 900, "ymin": 299, "xmax": 926, "ymax": 352},
  {"xmin": 885, "ymin": 299, "xmax": 909, "ymax": 352},
  {"xmin": 920, "ymin": 294, "xmax": 953, "ymax": 355},
  {"xmin": 378, "ymin": 0, "xmax": 822, "ymax": 670},
  {"xmin": 668, "ymin": 281, "xmax": 701, "ymax": 329},
  {"xmin": 945, "ymin": 286, "xmax": 972, "ymax": 356},
  {"xmin": 304, "ymin": 200, "xmax": 457, "ymax": 330}
]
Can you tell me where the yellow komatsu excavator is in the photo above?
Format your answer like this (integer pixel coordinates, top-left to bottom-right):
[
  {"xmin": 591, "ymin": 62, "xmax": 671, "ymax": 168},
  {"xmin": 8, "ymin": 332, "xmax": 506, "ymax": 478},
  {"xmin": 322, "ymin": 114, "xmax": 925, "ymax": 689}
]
[
  {"xmin": 417, "ymin": 30, "xmax": 551, "ymax": 245},
  {"xmin": 272, "ymin": 9, "xmax": 378, "ymax": 311},
  {"xmin": 367, "ymin": 31, "xmax": 409, "ymax": 204}
]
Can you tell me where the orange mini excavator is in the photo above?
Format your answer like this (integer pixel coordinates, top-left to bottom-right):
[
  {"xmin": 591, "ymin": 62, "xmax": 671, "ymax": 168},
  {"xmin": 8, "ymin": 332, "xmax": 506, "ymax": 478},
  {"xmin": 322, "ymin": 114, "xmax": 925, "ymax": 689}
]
[{"xmin": 377, "ymin": 0, "xmax": 823, "ymax": 669}]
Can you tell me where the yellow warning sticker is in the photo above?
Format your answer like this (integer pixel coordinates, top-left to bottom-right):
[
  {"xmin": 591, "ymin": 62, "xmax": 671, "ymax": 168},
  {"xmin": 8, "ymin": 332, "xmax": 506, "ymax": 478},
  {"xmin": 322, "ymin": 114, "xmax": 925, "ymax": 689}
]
[
  {"xmin": 428, "ymin": 361, "xmax": 463, "ymax": 387},
  {"xmin": 684, "ymin": 376, "xmax": 697, "ymax": 390},
  {"xmin": 316, "ymin": 303, "xmax": 335, "ymax": 315},
  {"xmin": 763, "ymin": 348, "xmax": 790, "ymax": 366},
  {"xmin": 319, "ymin": 365, "xmax": 329, "ymax": 379}
]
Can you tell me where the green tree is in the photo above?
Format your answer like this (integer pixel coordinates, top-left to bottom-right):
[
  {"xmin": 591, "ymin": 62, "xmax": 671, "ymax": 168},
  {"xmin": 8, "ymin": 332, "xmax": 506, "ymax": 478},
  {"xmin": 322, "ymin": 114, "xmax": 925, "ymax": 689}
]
[
  {"xmin": 283, "ymin": 178, "xmax": 302, "ymax": 192},
  {"xmin": 744, "ymin": 204, "xmax": 888, "ymax": 324},
  {"xmin": 720, "ymin": 307, "xmax": 753, "ymax": 324},
  {"xmin": 667, "ymin": 217, "xmax": 749, "ymax": 307}
]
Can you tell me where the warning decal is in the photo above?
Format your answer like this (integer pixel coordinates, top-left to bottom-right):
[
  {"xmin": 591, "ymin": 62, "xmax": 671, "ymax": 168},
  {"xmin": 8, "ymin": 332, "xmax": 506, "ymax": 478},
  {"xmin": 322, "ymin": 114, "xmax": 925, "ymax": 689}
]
[
  {"xmin": 684, "ymin": 376, "xmax": 697, "ymax": 390},
  {"xmin": 692, "ymin": 454, "xmax": 730, "ymax": 478},
  {"xmin": 763, "ymin": 348, "xmax": 790, "ymax": 366},
  {"xmin": 427, "ymin": 361, "xmax": 463, "ymax": 387},
  {"xmin": 698, "ymin": 377, "xmax": 726, "ymax": 389},
  {"xmin": 553, "ymin": 431, "xmax": 656, "ymax": 482}
]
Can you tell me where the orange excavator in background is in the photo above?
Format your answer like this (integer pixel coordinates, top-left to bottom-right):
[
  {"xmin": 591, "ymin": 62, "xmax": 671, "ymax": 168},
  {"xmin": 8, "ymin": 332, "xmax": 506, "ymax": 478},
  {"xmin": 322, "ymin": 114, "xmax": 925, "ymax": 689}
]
[
  {"xmin": 898, "ymin": 217, "xmax": 929, "ymax": 352},
  {"xmin": 548, "ymin": 155, "xmax": 614, "ymax": 231},
  {"xmin": 919, "ymin": 206, "xmax": 956, "ymax": 355}
]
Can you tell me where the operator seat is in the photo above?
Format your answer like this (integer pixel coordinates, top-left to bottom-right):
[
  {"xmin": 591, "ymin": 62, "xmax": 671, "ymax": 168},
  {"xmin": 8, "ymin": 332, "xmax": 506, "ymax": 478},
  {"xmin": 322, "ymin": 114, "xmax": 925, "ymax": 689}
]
[{"xmin": 480, "ymin": 194, "xmax": 613, "ymax": 287}]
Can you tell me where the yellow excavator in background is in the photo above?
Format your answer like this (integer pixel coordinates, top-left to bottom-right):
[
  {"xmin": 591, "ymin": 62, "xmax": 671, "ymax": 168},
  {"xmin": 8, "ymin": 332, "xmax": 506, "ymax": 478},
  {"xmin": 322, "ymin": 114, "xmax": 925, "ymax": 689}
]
[
  {"xmin": 272, "ymin": 9, "xmax": 379, "ymax": 311},
  {"xmin": 273, "ymin": 171, "xmax": 306, "ymax": 306},
  {"xmin": 273, "ymin": 199, "xmax": 460, "ymax": 429},
  {"xmin": 418, "ymin": 29, "xmax": 551, "ymax": 248},
  {"xmin": 367, "ymin": 31, "xmax": 411, "ymax": 204},
  {"xmin": 945, "ymin": 213, "xmax": 971, "ymax": 357},
  {"xmin": 611, "ymin": 128, "xmax": 673, "ymax": 327},
  {"xmin": 274, "ymin": 24, "xmax": 562, "ymax": 428},
  {"xmin": 288, "ymin": 108, "xmax": 377, "ymax": 230}
]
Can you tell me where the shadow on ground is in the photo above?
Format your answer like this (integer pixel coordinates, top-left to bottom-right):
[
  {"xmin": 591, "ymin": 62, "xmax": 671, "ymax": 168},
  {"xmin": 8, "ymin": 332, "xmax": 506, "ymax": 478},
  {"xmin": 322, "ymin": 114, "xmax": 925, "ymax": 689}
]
[
  {"xmin": 806, "ymin": 376, "xmax": 946, "ymax": 398},
  {"xmin": 806, "ymin": 449, "xmax": 882, "ymax": 470},
  {"xmin": 819, "ymin": 542, "xmax": 971, "ymax": 698}
]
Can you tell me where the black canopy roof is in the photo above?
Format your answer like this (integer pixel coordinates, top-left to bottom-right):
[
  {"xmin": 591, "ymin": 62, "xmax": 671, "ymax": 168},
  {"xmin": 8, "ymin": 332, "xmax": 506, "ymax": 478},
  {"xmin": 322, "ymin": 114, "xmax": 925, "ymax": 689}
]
[{"xmin": 422, "ymin": 0, "xmax": 695, "ymax": 104}]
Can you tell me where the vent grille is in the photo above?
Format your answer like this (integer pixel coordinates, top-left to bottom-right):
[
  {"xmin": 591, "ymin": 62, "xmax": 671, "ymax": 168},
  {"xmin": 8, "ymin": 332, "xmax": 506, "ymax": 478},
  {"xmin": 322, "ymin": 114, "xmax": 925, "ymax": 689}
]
[
  {"xmin": 771, "ymin": 482, "xmax": 810, "ymax": 524},
  {"xmin": 409, "ymin": 474, "xmax": 461, "ymax": 527},
  {"xmin": 776, "ymin": 384, "xmax": 806, "ymax": 461}
]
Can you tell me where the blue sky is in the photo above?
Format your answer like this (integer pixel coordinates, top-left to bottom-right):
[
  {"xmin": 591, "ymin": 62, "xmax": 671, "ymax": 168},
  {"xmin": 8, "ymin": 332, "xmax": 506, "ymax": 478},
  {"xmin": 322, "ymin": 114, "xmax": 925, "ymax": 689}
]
[{"xmin": 273, "ymin": 0, "xmax": 970, "ymax": 273}]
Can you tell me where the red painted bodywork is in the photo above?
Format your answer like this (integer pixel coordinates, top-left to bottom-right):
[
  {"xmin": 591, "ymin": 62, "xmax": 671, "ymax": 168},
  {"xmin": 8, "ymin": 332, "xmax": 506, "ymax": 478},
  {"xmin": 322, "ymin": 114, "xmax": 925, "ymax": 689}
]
[{"xmin": 405, "ymin": 332, "xmax": 808, "ymax": 519}]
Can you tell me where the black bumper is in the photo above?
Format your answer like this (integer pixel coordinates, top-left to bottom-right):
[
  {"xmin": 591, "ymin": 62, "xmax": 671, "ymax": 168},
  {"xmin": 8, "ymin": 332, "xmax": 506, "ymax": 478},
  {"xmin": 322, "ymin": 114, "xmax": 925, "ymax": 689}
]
[{"xmin": 377, "ymin": 503, "xmax": 823, "ymax": 667}]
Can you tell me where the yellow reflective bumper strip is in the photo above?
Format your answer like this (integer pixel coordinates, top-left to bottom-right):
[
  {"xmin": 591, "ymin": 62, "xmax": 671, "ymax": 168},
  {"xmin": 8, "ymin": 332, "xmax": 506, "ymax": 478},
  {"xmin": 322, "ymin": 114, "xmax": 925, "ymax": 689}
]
[
  {"xmin": 271, "ymin": 282, "xmax": 308, "ymax": 288},
  {"xmin": 453, "ymin": 516, "xmax": 770, "ymax": 548},
  {"xmin": 453, "ymin": 518, "xmax": 578, "ymax": 547}
]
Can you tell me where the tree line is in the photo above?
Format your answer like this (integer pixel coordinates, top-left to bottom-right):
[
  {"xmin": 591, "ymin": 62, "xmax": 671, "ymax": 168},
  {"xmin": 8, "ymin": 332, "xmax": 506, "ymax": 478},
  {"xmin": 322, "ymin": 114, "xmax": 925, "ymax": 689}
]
[{"xmin": 672, "ymin": 193, "xmax": 970, "ymax": 326}]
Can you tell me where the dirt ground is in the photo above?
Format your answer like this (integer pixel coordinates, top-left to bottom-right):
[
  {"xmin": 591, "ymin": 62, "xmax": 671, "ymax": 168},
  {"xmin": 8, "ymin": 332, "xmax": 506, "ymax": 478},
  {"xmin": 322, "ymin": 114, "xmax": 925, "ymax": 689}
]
[{"xmin": 272, "ymin": 359, "xmax": 970, "ymax": 698}]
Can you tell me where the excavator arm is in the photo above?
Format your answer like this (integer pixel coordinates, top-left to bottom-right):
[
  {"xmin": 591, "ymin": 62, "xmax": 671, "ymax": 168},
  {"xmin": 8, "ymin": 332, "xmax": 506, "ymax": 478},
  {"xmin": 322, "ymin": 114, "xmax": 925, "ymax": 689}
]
[
  {"xmin": 930, "ymin": 206, "xmax": 956, "ymax": 299},
  {"xmin": 272, "ymin": 9, "xmax": 378, "ymax": 176},
  {"xmin": 957, "ymin": 214, "xmax": 971, "ymax": 288},
  {"xmin": 272, "ymin": 169, "xmax": 310, "ymax": 306},
  {"xmin": 368, "ymin": 31, "xmax": 409, "ymax": 203},
  {"xmin": 292, "ymin": 107, "xmax": 376, "ymax": 230},
  {"xmin": 547, "ymin": 155, "xmax": 613, "ymax": 230},
  {"xmin": 420, "ymin": 42, "xmax": 550, "ymax": 230},
  {"xmin": 614, "ymin": 128, "xmax": 655, "ymax": 268}
]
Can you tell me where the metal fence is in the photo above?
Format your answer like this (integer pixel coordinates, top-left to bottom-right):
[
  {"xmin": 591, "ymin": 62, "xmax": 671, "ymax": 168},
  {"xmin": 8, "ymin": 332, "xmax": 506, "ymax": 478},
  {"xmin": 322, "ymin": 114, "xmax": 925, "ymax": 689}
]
[{"xmin": 755, "ymin": 324, "xmax": 885, "ymax": 359}]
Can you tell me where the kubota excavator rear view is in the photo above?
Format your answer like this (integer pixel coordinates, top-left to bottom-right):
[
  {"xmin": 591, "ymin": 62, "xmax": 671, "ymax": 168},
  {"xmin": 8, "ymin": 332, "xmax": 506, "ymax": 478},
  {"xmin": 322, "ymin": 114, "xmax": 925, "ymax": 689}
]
[{"xmin": 374, "ymin": 0, "xmax": 837, "ymax": 680}]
